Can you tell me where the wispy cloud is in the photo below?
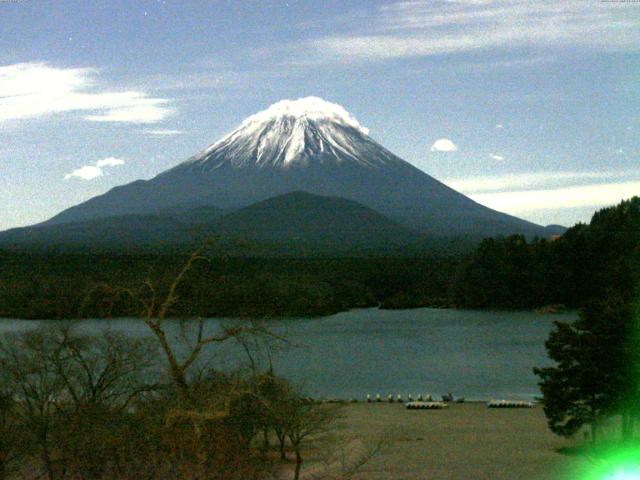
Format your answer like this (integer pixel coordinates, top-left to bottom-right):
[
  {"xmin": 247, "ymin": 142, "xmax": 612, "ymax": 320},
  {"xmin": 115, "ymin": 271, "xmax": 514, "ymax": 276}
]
[
  {"xmin": 64, "ymin": 157, "xmax": 125, "ymax": 181},
  {"xmin": 444, "ymin": 170, "xmax": 639, "ymax": 194},
  {"xmin": 470, "ymin": 181, "xmax": 640, "ymax": 215},
  {"xmin": 465, "ymin": 55, "xmax": 558, "ymax": 72},
  {"xmin": 444, "ymin": 169, "xmax": 640, "ymax": 218},
  {"xmin": 143, "ymin": 128, "xmax": 183, "ymax": 136},
  {"xmin": 0, "ymin": 63, "xmax": 174, "ymax": 124},
  {"xmin": 299, "ymin": 0, "xmax": 640, "ymax": 64}
]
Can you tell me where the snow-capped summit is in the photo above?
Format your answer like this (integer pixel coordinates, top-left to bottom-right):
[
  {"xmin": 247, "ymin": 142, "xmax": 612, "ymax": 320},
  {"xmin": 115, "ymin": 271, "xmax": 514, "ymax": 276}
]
[
  {"xmin": 239, "ymin": 97, "xmax": 369, "ymax": 135},
  {"xmin": 187, "ymin": 96, "xmax": 389, "ymax": 169}
]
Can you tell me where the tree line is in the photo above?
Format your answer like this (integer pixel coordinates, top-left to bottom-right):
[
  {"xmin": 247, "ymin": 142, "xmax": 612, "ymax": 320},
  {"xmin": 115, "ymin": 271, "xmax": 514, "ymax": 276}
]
[
  {"xmin": 0, "ymin": 253, "xmax": 455, "ymax": 320},
  {"xmin": 532, "ymin": 198, "xmax": 640, "ymax": 446},
  {"xmin": 453, "ymin": 197, "xmax": 640, "ymax": 310}
]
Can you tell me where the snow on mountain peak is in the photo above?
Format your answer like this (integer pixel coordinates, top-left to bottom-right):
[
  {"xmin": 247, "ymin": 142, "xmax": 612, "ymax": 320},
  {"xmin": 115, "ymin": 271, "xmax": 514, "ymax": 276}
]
[
  {"xmin": 184, "ymin": 96, "xmax": 398, "ymax": 170},
  {"xmin": 240, "ymin": 96, "xmax": 369, "ymax": 135}
]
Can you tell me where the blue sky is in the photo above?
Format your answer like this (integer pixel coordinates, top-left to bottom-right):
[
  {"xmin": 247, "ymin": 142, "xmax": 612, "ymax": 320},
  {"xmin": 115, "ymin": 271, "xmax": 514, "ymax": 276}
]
[{"xmin": 1, "ymin": 0, "xmax": 639, "ymax": 230}]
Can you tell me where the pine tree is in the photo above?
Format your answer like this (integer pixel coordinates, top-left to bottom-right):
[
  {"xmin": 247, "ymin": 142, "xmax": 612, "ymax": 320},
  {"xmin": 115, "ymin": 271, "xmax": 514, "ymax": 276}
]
[{"xmin": 534, "ymin": 296, "xmax": 638, "ymax": 441}]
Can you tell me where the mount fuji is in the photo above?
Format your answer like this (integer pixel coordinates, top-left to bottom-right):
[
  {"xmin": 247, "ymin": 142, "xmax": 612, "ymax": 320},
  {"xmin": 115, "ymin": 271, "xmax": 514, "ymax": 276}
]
[{"xmin": 8, "ymin": 97, "xmax": 551, "ymax": 247}]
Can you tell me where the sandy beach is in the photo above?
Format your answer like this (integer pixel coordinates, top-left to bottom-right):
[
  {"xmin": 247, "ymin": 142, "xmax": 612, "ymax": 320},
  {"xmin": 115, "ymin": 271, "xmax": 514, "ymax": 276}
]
[{"xmin": 296, "ymin": 402, "xmax": 590, "ymax": 480}]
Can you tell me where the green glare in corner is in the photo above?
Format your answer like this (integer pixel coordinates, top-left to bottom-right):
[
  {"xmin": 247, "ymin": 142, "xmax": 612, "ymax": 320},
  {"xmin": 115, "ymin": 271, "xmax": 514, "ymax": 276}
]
[
  {"xmin": 573, "ymin": 444, "xmax": 640, "ymax": 480},
  {"xmin": 608, "ymin": 471, "xmax": 640, "ymax": 480},
  {"xmin": 580, "ymin": 292, "xmax": 640, "ymax": 480}
]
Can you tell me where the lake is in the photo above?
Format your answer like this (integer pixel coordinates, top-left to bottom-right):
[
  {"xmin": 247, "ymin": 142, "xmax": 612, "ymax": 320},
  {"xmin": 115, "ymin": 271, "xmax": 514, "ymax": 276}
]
[{"xmin": 0, "ymin": 308, "xmax": 574, "ymax": 401}]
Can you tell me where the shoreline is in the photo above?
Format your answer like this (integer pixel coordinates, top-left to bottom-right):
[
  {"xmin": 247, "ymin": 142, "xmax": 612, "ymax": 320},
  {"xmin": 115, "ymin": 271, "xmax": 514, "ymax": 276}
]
[{"xmin": 0, "ymin": 304, "xmax": 577, "ymax": 322}]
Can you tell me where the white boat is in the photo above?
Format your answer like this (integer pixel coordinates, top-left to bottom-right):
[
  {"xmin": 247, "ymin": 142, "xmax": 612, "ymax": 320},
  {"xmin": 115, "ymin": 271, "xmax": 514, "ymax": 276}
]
[
  {"xmin": 487, "ymin": 400, "xmax": 534, "ymax": 408},
  {"xmin": 405, "ymin": 401, "xmax": 449, "ymax": 410}
]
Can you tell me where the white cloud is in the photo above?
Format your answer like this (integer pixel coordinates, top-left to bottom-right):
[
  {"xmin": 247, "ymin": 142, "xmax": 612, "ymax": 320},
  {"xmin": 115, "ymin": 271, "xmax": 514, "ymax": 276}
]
[
  {"xmin": 64, "ymin": 165, "xmax": 103, "ymax": 181},
  {"xmin": 143, "ymin": 128, "xmax": 183, "ymax": 136},
  {"xmin": 442, "ymin": 169, "xmax": 640, "ymax": 220},
  {"xmin": 444, "ymin": 170, "xmax": 638, "ymax": 194},
  {"xmin": 468, "ymin": 55, "xmax": 557, "ymax": 71},
  {"xmin": 64, "ymin": 157, "xmax": 125, "ymax": 181},
  {"xmin": 85, "ymin": 104, "xmax": 170, "ymax": 123},
  {"xmin": 0, "ymin": 63, "xmax": 174, "ymax": 124},
  {"xmin": 469, "ymin": 181, "xmax": 640, "ymax": 215},
  {"xmin": 301, "ymin": 0, "xmax": 640, "ymax": 63},
  {"xmin": 495, "ymin": 124, "xmax": 504, "ymax": 129},
  {"xmin": 430, "ymin": 138, "xmax": 458, "ymax": 152},
  {"xmin": 95, "ymin": 157, "xmax": 125, "ymax": 168},
  {"xmin": 490, "ymin": 154, "xmax": 505, "ymax": 161}
]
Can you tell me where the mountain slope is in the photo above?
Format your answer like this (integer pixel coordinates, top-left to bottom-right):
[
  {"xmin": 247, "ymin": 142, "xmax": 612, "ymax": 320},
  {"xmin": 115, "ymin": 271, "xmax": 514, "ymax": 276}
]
[
  {"xmin": 211, "ymin": 191, "xmax": 420, "ymax": 247},
  {"xmin": 40, "ymin": 97, "xmax": 544, "ymax": 238},
  {"xmin": 0, "ymin": 211, "xmax": 218, "ymax": 248},
  {"xmin": 0, "ymin": 192, "xmax": 419, "ymax": 252}
]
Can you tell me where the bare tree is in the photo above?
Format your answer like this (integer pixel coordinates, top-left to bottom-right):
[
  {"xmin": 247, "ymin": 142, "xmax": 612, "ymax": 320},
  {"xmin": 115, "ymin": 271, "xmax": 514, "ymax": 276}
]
[
  {"xmin": 271, "ymin": 393, "xmax": 341, "ymax": 480},
  {"xmin": 113, "ymin": 245, "xmax": 286, "ymax": 477},
  {"xmin": 0, "ymin": 324, "xmax": 159, "ymax": 480},
  {"xmin": 0, "ymin": 389, "xmax": 22, "ymax": 480},
  {"xmin": 252, "ymin": 372, "xmax": 293, "ymax": 459},
  {"xmin": 49, "ymin": 324, "xmax": 158, "ymax": 412},
  {"xmin": 108, "ymin": 247, "xmax": 275, "ymax": 403},
  {"xmin": 0, "ymin": 327, "xmax": 64, "ymax": 480},
  {"xmin": 309, "ymin": 434, "xmax": 391, "ymax": 480},
  {"xmin": 71, "ymin": 244, "xmax": 346, "ymax": 479}
]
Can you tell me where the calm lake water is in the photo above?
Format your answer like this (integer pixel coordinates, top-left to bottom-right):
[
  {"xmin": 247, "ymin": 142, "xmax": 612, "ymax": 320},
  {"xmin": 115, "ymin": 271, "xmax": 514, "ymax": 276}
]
[{"xmin": 0, "ymin": 308, "xmax": 575, "ymax": 401}]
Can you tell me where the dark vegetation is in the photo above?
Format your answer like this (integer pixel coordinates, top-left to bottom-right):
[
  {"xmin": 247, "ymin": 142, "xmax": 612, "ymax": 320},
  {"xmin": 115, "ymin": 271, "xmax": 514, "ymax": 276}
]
[
  {"xmin": 0, "ymin": 254, "xmax": 456, "ymax": 319},
  {"xmin": 535, "ymin": 295, "xmax": 640, "ymax": 443},
  {"xmin": 0, "ymin": 251, "xmax": 384, "ymax": 479},
  {"xmin": 1, "ymin": 197, "xmax": 639, "ymax": 319},
  {"xmin": 533, "ymin": 197, "xmax": 640, "ymax": 448},
  {"xmin": 454, "ymin": 197, "xmax": 640, "ymax": 309}
]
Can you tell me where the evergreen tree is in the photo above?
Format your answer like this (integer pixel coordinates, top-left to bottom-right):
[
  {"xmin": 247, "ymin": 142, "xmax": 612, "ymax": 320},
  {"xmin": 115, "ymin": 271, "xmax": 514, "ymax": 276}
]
[{"xmin": 534, "ymin": 296, "xmax": 639, "ymax": 441}]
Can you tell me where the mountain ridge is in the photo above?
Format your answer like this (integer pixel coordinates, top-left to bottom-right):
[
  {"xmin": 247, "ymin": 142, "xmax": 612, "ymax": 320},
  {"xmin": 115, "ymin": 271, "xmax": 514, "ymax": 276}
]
[
  {"xmin": 0, "ymin": 191, "xmax": 423, "ymax": 253},
  {"xmin": 33, "ymin": 96, "xmax": 549, "ymax": 239}
]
